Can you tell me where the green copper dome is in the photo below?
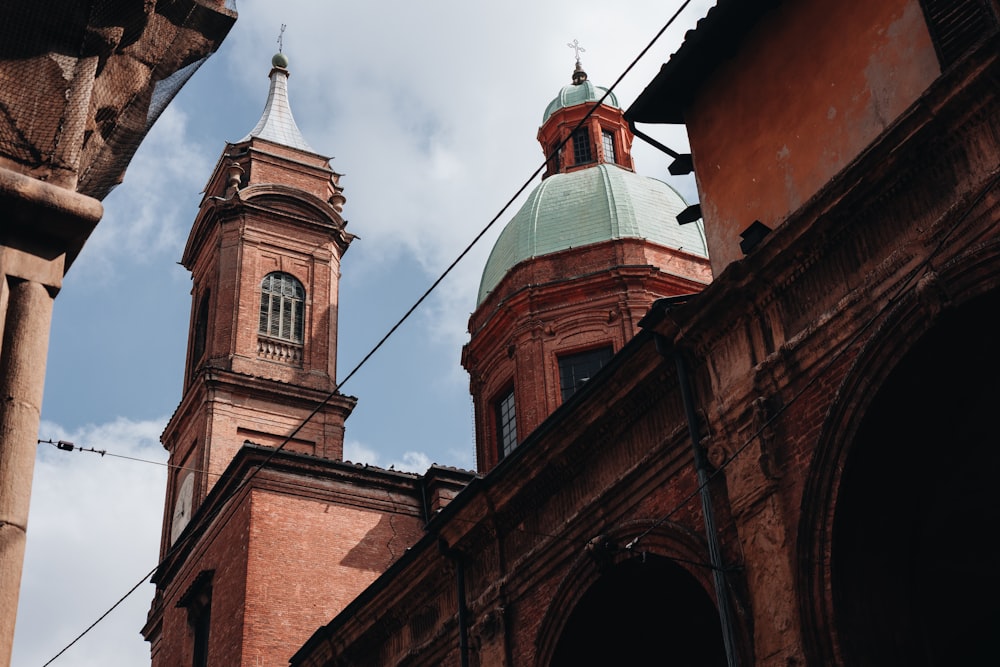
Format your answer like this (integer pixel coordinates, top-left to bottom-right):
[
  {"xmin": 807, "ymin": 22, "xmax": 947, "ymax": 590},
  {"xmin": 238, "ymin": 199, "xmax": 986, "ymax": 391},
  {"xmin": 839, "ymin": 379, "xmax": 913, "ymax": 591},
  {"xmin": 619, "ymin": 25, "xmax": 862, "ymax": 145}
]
[
  {"xmin": 477, "ymin": 164, "xmax": 707, "ymax": 305},
  {"xmin": 542, "ymin": 80, "xmax": 619, "ymax": 123}
]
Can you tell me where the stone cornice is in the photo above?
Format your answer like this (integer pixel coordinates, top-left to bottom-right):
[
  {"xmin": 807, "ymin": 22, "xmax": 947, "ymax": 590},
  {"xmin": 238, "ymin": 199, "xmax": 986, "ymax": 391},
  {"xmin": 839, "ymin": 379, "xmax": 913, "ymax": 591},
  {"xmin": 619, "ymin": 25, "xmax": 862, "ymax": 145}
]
[{"xmin": 151, "ymin": 443, "xmax": 435, "ymax": 587}]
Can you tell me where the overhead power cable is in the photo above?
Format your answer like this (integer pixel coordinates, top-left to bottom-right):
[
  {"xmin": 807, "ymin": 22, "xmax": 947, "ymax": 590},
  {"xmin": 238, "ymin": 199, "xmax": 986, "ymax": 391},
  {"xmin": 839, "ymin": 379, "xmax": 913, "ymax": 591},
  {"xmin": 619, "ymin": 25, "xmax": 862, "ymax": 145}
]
[
  {"xmin": 37, "ymin": 439, "xmax": 221, "ymax": 478},
  {"xmin": 41, "ymin": 3, "xmax": 697, "ymax": 663},
  {"xmin": 36, "ymin": 433, "xmax": 727, "ymax": 572}
]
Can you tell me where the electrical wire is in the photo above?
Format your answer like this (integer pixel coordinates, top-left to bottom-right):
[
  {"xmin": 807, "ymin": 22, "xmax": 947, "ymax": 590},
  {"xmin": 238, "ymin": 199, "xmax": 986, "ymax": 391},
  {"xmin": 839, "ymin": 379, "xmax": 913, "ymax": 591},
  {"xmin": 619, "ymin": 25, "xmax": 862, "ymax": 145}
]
[
  {"xmin": 37, "ymin": 439, "xmax": 222, "ymax": 478},
  {"xmin": 37, "ymin": 428, "xmax": 727, "ymax": 571},
  {"xmin": 40, "ymin": 566, "xmax": 160, "ymax": 667},
  {"xmin": 35, "ymin": 2, "xmax": 721, "ymax": 662},
  {"xmin": 41, "ymin": 165, "xmax": 998, "ymax": 665}
]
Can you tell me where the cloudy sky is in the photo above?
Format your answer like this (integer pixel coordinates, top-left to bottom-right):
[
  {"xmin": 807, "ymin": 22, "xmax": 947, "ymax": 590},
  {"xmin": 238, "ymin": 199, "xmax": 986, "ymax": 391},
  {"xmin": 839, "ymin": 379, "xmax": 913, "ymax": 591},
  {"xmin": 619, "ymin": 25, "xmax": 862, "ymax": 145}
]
[{"xmin": 13, "ymin": 1, "xmax": 712, "ymax": 664}]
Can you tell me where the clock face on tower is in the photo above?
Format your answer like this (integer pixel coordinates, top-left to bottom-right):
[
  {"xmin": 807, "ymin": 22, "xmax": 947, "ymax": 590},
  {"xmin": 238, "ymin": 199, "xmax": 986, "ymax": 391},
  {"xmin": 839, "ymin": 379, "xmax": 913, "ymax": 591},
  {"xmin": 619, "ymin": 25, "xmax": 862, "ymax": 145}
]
[{"xmin": 171, "ymin": 472, "xmax": 195, "ymax": 544}]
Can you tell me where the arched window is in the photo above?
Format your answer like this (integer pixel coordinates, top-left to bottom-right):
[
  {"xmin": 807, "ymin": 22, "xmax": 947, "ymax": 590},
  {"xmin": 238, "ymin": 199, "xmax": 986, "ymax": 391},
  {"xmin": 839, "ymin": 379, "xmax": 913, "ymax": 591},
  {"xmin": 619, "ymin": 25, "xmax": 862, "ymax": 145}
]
[{"xmin": 258, "ymin": 272, "xmax": 304, "ymax": 343}]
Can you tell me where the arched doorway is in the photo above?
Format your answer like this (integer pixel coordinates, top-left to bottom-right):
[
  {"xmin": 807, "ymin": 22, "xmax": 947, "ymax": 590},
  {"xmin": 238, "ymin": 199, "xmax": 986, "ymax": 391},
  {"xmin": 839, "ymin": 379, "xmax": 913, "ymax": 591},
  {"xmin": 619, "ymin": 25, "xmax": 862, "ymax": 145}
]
[
  {"xmin": 832, "ymin": 291, "xmax": 1000, "ymax": 665},
  {"xmin": 549, "ymin": 554, "xmax": 727, "ymax": 666}
]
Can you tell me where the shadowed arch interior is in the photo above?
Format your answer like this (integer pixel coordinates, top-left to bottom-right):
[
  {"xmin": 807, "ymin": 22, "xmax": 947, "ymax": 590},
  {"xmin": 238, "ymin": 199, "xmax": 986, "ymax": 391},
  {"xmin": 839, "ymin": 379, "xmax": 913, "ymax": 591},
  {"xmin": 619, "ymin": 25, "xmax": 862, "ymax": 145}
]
[
  {"xmin": 550, "ymin": 554, "xmax": 727, "ymax": 666},
  {"xmin": 832, "ymin": 289, "xmax": 1000, "ymax": 665}
]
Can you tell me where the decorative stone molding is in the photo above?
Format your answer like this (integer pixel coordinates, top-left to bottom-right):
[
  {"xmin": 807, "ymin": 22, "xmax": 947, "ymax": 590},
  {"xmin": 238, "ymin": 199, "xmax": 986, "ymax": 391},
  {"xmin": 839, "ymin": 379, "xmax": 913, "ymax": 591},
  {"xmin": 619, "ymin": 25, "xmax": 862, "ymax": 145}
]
[{"xmin": 257, "ymin": 336, "xmax": 303, "ymax": 365}]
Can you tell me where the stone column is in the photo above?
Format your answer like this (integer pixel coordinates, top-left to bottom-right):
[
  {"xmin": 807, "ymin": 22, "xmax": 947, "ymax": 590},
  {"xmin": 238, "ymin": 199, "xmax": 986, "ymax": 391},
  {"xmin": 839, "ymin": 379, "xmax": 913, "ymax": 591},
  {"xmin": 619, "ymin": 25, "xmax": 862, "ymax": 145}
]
[
  {"xmin": 0, "ymin": 167, "xmax": 102, "ymax": 665},
  {"xmin": 0, "ymin": 279, "xmax": 55, "ymax": 662}
]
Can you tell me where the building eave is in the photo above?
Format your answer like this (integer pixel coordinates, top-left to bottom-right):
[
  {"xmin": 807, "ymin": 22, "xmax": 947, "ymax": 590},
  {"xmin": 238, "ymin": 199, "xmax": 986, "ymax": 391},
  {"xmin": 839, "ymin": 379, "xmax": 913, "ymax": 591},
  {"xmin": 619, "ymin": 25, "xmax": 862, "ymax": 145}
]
[{"xmin": 625, "ymin": 0, "xmax": 783, "ymax": 124}]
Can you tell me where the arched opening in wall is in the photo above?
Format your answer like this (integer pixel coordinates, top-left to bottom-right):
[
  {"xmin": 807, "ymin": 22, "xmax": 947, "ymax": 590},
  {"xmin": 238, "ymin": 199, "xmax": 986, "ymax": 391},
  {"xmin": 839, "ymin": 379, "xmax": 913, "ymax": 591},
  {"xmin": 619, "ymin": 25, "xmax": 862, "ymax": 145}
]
[
  {"xmin": 549, "ymin": 555, "xmax": 727, "ymax": 666},
  {"xmin": 832, "ymin": 290, "xmax": 1000, "ymax": 666}
]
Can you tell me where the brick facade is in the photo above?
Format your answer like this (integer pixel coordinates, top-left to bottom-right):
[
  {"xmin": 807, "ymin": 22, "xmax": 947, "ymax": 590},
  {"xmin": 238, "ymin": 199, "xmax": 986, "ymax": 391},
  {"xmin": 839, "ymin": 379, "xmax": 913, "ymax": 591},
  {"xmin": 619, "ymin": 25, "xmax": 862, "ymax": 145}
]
[
  {"xmin": 145, "ymin": 446, "xmax": 468, "ymax": 666},
  {"xmin": 463, "ymin": 77, "xmax": 711, "ymax": 472},
  {"xmin": 291, "ymin": 1, "xmax": 1000, "ymax": 665},
  {"xmin": 147, "ymin": 3, "xmax": 1000, "ymax": 663},
  {"xmin": 145, "ymin": 63, "xmax": 475, "ymax": 666},
  {"xmin": 0, "ymin": 7, "xmax": 234, "ymax": 660}
]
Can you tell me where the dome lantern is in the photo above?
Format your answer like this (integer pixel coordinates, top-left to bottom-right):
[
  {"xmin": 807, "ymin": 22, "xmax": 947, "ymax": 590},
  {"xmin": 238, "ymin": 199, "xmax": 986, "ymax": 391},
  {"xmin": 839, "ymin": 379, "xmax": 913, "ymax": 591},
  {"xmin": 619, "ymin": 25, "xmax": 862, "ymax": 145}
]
[{"xmin": 463, "ymin": 59, "xmax": 712, "ymax": 474}]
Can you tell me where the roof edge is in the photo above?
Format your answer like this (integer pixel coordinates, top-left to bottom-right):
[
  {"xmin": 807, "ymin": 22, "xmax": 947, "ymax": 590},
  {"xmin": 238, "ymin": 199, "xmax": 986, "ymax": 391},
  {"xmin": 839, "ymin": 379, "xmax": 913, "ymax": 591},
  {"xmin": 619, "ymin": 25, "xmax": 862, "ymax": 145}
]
[{"xmin": 626, "ymin": 0, "xmax": 784, "ymax": 124}]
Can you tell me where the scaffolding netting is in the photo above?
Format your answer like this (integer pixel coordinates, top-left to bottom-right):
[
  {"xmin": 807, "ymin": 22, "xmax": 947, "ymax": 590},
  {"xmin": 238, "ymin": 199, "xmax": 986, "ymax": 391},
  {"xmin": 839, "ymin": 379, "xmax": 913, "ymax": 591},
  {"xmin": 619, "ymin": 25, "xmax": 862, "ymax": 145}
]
[{"xmin": 0, "ymin": 0, "xmax": 237, "ymax": 201}]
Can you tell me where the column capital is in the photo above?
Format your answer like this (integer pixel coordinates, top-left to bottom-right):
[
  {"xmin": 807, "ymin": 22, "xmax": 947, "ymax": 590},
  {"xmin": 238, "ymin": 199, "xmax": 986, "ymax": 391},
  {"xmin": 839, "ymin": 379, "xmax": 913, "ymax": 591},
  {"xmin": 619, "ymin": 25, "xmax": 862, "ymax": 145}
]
[{"xmin": 0, "ymin": 166, "xmax": 103, "ymax": 279}]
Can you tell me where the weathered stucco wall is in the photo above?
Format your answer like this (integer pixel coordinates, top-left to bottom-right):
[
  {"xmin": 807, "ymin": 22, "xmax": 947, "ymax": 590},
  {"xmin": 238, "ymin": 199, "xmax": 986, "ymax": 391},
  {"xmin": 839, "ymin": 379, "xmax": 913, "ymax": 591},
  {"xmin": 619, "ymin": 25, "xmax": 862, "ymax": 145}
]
[{"xmin": 688, "ymin": 0, "xmax": 939, "ymax": 273}]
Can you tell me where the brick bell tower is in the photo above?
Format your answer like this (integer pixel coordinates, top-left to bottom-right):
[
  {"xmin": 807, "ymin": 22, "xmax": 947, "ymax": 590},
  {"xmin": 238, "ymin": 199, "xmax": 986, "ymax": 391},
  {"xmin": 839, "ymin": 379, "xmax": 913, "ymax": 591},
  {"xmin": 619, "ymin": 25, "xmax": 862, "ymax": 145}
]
[
  {"xmin": 141, "ymin": 53, "xmax": 435, "ymax": 667},
  {"xmin": 165, "ymin": 51, "xmax": 355, "ymax": 490}
]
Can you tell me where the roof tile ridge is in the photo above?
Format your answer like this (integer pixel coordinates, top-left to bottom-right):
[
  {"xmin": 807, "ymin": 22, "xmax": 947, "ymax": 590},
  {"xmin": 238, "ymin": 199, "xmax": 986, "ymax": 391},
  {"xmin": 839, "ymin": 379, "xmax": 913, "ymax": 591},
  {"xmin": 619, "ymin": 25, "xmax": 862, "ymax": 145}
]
[
  {"xmin": 527, "ymin": 173, "xmax": 555, "ymax": 259},
  {"xmin": 596, "ymin": 164, "xmax": 620, "ymax": 239}
]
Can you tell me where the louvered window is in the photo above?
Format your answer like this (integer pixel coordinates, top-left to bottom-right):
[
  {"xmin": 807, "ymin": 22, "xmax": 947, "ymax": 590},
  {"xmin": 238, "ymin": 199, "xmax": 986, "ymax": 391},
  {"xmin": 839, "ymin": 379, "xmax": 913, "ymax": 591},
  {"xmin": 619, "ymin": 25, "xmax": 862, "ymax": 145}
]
[
  {"xmin": 258, "ymin": 272, "xmax": 304, "ymax": 343},
  {"xmin": 919, "ymin": 0, "xmax": 998, "ymax": 67}
]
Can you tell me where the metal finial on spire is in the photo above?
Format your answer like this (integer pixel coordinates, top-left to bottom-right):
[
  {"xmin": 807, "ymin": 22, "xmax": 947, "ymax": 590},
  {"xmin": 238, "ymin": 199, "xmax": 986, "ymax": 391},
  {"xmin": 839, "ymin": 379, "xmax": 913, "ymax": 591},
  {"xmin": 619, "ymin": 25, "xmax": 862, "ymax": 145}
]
[
  {"xmin": 277, "ymin": 24, "xmax": 287, "ymax": 53},
  {"xmin": 567, "ymin": 39, "xmax": 588, "ymax": 85},
  {"xmin": 567, "ymin": 38, "xmax": 586, "ymax": 64},
  {"xmin": 243, "ymin": 47, "xmax": 312, "ymax": 152}
]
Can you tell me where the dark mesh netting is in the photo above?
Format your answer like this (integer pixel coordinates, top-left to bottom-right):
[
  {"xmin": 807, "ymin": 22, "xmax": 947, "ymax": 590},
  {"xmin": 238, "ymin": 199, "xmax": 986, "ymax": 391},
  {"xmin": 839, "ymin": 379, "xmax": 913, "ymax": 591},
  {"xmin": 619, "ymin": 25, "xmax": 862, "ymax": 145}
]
[{"xmin": 0, "ymin": 0, "xmax": 236, "ymax": 200}]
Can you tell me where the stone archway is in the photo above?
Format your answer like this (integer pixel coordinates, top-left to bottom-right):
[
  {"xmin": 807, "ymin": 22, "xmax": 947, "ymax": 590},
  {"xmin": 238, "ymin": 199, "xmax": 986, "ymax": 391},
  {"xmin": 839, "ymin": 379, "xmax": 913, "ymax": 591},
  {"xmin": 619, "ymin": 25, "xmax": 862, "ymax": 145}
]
[
  {"xmin": 548, "ymin": 554, "xmax": 727, "ymax": 666},
  {"xmin": 829, "ymin": 289, "xmax": 1000, "ymax": 665}
]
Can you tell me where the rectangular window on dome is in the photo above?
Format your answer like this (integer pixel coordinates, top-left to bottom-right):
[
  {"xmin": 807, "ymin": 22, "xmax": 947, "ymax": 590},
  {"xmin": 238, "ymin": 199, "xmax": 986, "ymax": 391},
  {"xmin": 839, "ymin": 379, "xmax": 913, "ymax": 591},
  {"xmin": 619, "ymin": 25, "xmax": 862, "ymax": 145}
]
[
  {"xmin": 548, "ymin": 143, "xmax": 561, "ymax": 174},
  {"xmin": 602, "ymin": 130, "xmax": 616, "ymax": 164},
  {"xmin": 572, "ymin": 127, "xmax": 593, "ymax": 164},
  {"xmin": 495, "ymin": 387, "xmax": 517, "ymax": 459},
  {"xmin": 559, "ymin": 346, "xmax": 613, "ymax": 402}
]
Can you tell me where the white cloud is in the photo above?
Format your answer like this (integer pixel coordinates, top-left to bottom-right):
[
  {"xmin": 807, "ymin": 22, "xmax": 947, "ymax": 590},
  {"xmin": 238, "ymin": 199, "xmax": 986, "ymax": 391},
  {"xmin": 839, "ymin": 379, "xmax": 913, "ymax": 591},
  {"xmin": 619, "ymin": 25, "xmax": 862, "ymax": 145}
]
[
  {"xmin": 71, "ymin": 105, "xmax": 209, "ymax": 283},
  {"xmin": 390, "ymin": 451, "xmax": 431, "ymax": 474},
  {"xmin": 343, "ymin": 439, "xmax": 380, "ymax": 467},
  {"xmin": 15, "ymin": 423, "xmax": 459, "ymax": 665},
  {"xmin": 13, "ymin": 418, "xmax": 169, "ymax": 667},
  {"xmin": 343, "ymin": 441, "xmax": 436, "ymax": 475},
  {"xmin": 217, "ymin": 0, "xmax": 713, "ymax": 288},
  {"xmin": 21, "ymin": 2, "xmax": 717, "ymax": 664}
]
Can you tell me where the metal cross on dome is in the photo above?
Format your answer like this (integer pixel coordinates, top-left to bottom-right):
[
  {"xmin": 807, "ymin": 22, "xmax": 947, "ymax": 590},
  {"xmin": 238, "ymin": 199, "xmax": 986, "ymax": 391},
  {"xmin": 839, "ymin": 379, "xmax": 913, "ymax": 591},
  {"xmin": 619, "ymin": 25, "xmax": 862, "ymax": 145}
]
[
  {"xmin": 567, "ymin": 38, "xmax": 586, "ymax": 64},
  {"xmin": 277, "ymin": 24, "xmax": 286, "ymax": 52}
]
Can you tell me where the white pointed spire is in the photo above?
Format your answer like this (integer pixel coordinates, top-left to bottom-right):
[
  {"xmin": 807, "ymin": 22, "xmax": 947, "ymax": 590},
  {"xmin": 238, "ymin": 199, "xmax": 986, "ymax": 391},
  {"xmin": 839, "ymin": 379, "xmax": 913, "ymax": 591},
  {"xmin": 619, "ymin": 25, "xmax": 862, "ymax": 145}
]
[{"xmin": 240, "ymin": 53, "xmax": 314, "ymax": 152}]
